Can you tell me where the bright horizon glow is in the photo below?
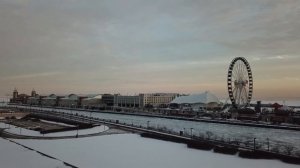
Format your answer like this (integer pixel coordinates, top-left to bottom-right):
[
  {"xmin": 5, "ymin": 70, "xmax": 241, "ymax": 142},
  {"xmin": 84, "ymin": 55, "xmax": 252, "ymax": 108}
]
[{"xmin": 0, "ymin": 0, "xmax": 299, "ymax": 100}]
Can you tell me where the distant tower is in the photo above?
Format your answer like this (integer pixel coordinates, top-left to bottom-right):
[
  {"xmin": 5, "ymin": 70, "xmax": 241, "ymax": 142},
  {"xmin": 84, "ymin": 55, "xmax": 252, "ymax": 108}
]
[
  {"xmin": 31, "ymin": 89, "xmax": 37, "ymax": 97},
  {"xmin": 13, "ymin": 88, "xmax": 18, "ymax": 99}
]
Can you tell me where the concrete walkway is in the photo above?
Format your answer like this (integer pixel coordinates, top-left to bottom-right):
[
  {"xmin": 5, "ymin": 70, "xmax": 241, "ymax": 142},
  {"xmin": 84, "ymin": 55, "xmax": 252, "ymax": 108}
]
[{"xmin": 0, "ymin": 128, "xmax": 129, "ymax": 140}]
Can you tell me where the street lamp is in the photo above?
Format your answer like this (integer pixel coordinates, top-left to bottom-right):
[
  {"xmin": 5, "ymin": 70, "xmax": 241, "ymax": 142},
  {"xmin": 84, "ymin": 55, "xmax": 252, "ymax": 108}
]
[
  {"xmin": 71, "ymin": 104, "xmax": 74, "ymax": 114},
  {"xmin": 267, "ymin": 138, "xmax": 269, "ymax": 151},
  {"xmin": 253, "ymin": 138, "xmax": 256, "ymax": 151},
  {"xmin": 147, "ymin": 121, "xmax": 150, "ymax": 129},
  {"xmin": 70, "ymin": 104, "xmax": 73, "ymax": 119},
  {"xmin": 76, "ymin": 125, "xmax": 79, "ymax": 138},
  {"xmin": 89, "ymin": 111, "xmax": 92, "ymax": 124},
  {"xmin": 190, "ymin": 128, "xmax": 194, "ymax": 138}
]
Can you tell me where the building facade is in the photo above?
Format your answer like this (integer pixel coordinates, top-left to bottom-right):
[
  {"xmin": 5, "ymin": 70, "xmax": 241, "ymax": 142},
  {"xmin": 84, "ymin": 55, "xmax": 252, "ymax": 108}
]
[
  {"xmin": 81, "ymin": 95, "xmax": 103, "ymax": 109},
  {"xmin": 114, "ymin": 94, "xmax": 141, "ymax": 107},
  {"xmin": 27, "ymin": 96, "xmax": 44, "ymax": 105},
  {"xmin": 113, "ymin": 93, "xmax": 179, "ymax": 108},
  {"xmin": 58, "ymin": 94, "xmax": 81, "ymax": 107},
  {"xmin": 170, "ymin": 91, "xmax": 221, "ymax": 112},
  {"xmin": 9, "ymin": 88, "xmax": 29, "ymax": 104},
  {"xmin": 102, "ymin": 94, "xmax": 114, "ymax": 106},
  {"xmin": 41, "ymin": 94, "xmax": 60, "ymax": 107},
  {"xmin": 140, "ymin": 93, "xmax": 179, "ymax": 107}
]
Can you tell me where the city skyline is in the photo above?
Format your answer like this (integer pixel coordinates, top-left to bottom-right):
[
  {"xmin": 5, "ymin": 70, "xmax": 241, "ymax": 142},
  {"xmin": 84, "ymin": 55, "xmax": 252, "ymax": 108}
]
[{"xmin": 0, "ymin": 0, "xmax": 299, "ymax": 100}]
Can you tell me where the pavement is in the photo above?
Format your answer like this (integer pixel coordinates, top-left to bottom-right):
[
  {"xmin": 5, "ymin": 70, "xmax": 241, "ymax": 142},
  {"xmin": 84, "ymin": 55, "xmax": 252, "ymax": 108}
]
[{"xmin": 0, "ymin": 128, "xmax": 129, "ymax": 140}]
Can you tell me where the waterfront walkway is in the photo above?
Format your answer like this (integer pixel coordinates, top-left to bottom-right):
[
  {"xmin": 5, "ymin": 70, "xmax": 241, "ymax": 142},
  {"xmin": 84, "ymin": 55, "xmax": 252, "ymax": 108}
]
[
  {"xmin": 0, "ymin": 128, "xmax": 127, "ymax": 140},
  {"xmin": 2, "ymin": 108, "xmax": 300, "ymax": 165},
  {"xmin": 10, "ymin": 104, "xmax": 300, "ymax": 131}
]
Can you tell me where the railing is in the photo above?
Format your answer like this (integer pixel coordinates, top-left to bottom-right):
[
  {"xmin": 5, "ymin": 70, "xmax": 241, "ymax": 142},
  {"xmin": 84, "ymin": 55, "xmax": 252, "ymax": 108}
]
[{"xmin": 28, "ymin": 108, "xmax": 300, "ymax": 158}]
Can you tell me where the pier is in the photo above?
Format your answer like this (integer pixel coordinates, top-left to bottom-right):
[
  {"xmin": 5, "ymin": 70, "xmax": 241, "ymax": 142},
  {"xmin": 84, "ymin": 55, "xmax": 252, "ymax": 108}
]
[
  {"xmin": 12, "ymin": 104, "xmax": 300, "ymax": 131},
  {"xmin": 11, "ymin": 108, "xmax": 300, "ymax": 165}
]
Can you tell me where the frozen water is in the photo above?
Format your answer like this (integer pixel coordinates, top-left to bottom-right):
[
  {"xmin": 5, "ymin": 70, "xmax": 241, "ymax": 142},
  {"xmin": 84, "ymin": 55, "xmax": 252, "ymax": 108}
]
[
  {"xmin": 0, "ymin": 138, "xmax": 68, "ymax": 168},
  {"xmin": 15, "ymin": 134, "xmax": 300, "ymax": 168},
  {"xmin": 12, "ymin": 106, "xmax": 300, "ymax": 153}
]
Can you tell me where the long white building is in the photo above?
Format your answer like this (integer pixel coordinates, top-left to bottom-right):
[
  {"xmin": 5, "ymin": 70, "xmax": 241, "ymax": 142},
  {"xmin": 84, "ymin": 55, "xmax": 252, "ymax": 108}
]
[
  {"xmin": 171, "ymin": 91, "xmax": 221, "ymax": 112},
  {"xmin": 41, "ymin": 94, "xmax": 60, "ymax": 107},
  {"xmin": 114, "ymin": 94, "xmax": 141, "ymax": 107},
  {"xmin": 113, "ymin": 93, "xmax": 180, "ymax": 108},
  {"xmin": 140, "ymin": 93, "xmax": 179, "ymax": 107},
  {"xmin": 81, "ymin": 95, "xmax": 103, "ymax": 108}
]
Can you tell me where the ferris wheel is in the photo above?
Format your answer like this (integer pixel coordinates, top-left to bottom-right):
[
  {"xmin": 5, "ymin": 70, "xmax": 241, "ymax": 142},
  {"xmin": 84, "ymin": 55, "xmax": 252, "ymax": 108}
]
[{"xmin": 227, "ymin": 57, "xmax": 253, "ymax": 109}]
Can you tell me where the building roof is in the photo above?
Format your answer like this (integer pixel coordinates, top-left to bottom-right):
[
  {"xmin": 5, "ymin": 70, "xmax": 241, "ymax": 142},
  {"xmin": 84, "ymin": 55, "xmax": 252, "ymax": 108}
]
[
  {"xmin": 171, "ymin": 91, "xmax": 220, "ymax": 104},
  {"xmin": 82, "ymin": 94, "xmax": 102, "ymax": 100}
]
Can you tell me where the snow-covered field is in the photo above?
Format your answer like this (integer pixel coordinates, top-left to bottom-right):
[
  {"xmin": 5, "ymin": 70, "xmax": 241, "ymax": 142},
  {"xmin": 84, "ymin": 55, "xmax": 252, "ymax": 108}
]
[
  {"xmin": 14, "ymin": 134, "xmax": 300, "ymax": 168},
  {"xmin": 0, "ymin": 138, "xmax": 68, "ymax": 168}
]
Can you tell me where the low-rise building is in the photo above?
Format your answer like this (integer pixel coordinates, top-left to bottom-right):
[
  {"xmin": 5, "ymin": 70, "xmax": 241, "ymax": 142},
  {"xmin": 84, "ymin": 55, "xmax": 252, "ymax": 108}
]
[
  {"xmin": 102, "ymin": 94, "xmax": 114, "ymax": 106},
  {"xmin": 261, "ymin": 104, "xmax": 294, "ymax": 124},
  {"xmin": 58, "ymin": 94, "xmax": 79, "ymax": 107},
  {"xmin": 170, "ymin": 91, "xmax": 221, "ymax": 113},
  {"xmin": 9, "ymin": 89, "xmax": 29, "ymax": 104},
  {"xmin": 81, "ymin": 94, "xmax": 103, "ymax": 109},
  {"xmin": 27, "ymin": 95, "xmax": 45, "ymax": 105},
  {"xmin": 140, "ymin": 93, "xmax": 179, "ymax": 107},
  {"xmin": 113, "ymin": 93, "xmax": 180, "ymax": 108},
  {"xmin": 27, "ymin": 89, "xmax": 45, "ymax": 105},
  {"xmin": 41, "ymin": 94, "xmax": 61, "ymax": 107},
  {"xmin": 114, "ymin": 94, "xmax": 141, "ymax": 107}
]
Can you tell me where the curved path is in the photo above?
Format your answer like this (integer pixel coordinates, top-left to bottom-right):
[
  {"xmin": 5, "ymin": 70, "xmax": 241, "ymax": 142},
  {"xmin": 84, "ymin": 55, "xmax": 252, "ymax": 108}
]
[{"xmin": 0, "ymin": 128, "xmax": 129, "ymax": 140}]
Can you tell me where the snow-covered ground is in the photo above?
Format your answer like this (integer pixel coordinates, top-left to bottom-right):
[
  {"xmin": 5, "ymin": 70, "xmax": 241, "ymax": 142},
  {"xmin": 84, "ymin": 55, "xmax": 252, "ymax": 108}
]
[
  {"xmin": 14, "ymin": 134, "xmax": 300, "ymax": 168},
  {"xmin": 40, "ymin": 119, "xmax": 75, "ymax": 127},
  {"xmin": 12, "ymin": 106, "xmax": 300, "ymax": 153},
  {"xmin": 0, "ymin": 122, "xmax": 108, "ymax": 137},
  {"xmin": 0, "ymin": 138, "xmax": 68, "ymax": 168}
]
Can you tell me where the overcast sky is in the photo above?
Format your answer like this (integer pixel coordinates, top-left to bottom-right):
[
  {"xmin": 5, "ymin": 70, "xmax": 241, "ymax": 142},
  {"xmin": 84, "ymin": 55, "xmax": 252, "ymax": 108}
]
[{"xmin": 0, "ymin": 0, "xmax": 299, "ymax": 100}]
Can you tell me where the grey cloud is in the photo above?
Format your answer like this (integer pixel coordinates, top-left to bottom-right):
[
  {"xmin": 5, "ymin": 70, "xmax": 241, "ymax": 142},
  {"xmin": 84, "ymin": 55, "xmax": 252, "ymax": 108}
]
[{"xmin": 0, "ymin": 0, "xmax": 299, "ymax": 98}]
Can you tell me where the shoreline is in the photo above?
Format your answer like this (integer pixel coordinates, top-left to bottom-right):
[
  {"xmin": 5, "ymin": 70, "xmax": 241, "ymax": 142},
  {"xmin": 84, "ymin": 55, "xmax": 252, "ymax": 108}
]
[{"xmin": 10, "ymin": 104, "xmax": 300, "ymax": 131}]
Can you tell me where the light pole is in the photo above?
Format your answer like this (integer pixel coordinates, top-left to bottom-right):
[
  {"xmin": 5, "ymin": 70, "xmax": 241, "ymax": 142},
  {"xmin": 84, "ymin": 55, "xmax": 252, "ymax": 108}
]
[
  {"xmin": 76, "ymin": 125, "xmax": 79, "ymax": 138},
  {"xmin": 253, "ymin": 138, "xmax": 256, "ymax": 151},
  {"xmin": 190, "ymin": 128, "xmax": 193, "ymax": 138},
  {"xmin": 267, "ymin": 138, "xmax": 269, "ymax": 151},
  {"xmin": 70, "ymin": 104, "xmax": 73, "ymax": 119},
  {"xmin": 89, "ymin": 111, "xmax": 92, "ymax": 124},
  {"xmin": 147, "ymin": 121, "xmax": 150, "ymax": 129},
  {"xmin": 71, "ymin": 104, "xmax": 74, "ymax": 114}
]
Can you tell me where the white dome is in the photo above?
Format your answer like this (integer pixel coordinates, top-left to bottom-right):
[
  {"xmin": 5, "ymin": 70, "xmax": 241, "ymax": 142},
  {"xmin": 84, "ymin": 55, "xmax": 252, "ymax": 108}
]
[{"xmin": 171, "ymin": 91, "xmax": 220, "ymax": 104}]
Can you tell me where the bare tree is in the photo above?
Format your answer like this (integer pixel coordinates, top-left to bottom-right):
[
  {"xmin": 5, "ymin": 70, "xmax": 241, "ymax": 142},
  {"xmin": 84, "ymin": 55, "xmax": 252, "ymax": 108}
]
[
  {"xmin": 283, "ymin": 144, "xmax": 295, "ymax": 155},
  {"xmin": 270, "ymin": 144, "xmax": 280, "ymax": 153},
  {"xmin": 294, "ymin": 151, "xmax": 300, "ymax": 157},
  {"xmin": 198, "ymin": 133, "xmax": 205, "ymax": 139},
  {"xmin": 206, "ymin": 131, "xmax": 213, "ymax": 140},
  {"xmin": 220, "ymin": 135, "xmax": 225, "ymax": 142}
]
